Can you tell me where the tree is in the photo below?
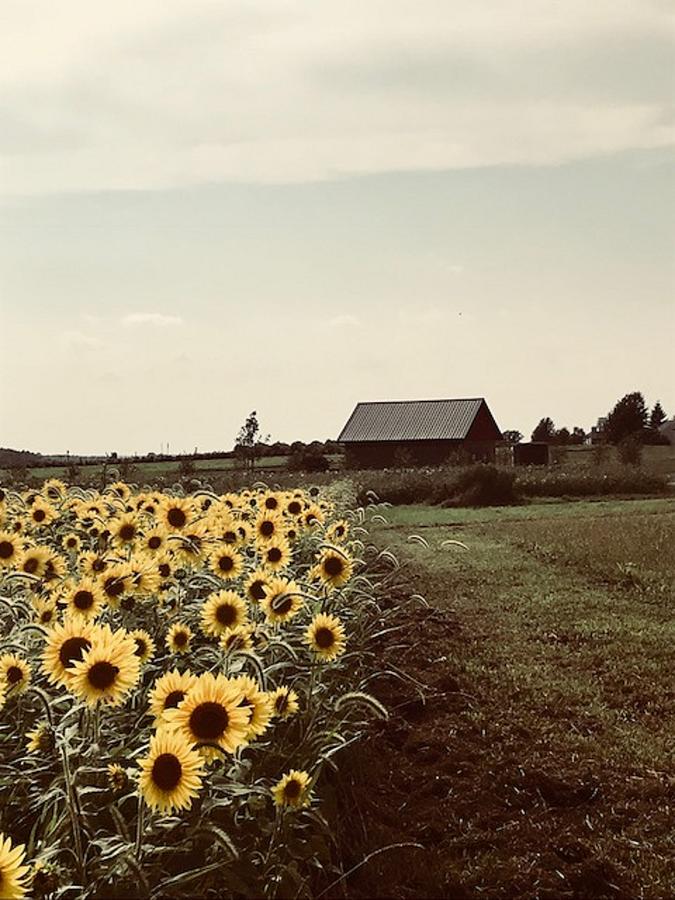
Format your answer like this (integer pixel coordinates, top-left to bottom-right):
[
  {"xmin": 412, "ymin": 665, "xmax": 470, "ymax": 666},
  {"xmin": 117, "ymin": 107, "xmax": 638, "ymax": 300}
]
[
  {"xmin": 605, "ymin": 392, "xmax": 648, "ymax": 445},
  {"xmin": 235, "ymin": 411, "xmax": 261, "ymax": 471},
  {"xmin": 554, "ymin": 427, "xmax": 570, "ymax": 445},
  {"xmin": 531, "ymin": 418, "xmax": 556, "ymax": 443},
  {"xmin": 502, "ymin": 430, "xmax": 523, "ymax": 444},
  {"xmin": 650, "ymin": 401, "xmax": 667, "ymax": 431},
  {"xmin": 570, "ymin": 427, "xmax": 587, "ymax": 445}
]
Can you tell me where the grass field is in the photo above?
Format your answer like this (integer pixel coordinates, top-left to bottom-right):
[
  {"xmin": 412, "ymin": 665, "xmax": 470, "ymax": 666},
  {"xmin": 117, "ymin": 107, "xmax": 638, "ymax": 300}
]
[{"xmin": 348, "ymin": 497, "xmax": 675, "ymax": 898}]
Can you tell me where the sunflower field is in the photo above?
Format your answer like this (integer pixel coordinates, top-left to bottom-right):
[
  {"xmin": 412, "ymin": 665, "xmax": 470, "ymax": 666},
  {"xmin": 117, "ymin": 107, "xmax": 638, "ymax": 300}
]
[{"xmin": 0, "ymin": 478, "xmax": 396, "ymax": 899}]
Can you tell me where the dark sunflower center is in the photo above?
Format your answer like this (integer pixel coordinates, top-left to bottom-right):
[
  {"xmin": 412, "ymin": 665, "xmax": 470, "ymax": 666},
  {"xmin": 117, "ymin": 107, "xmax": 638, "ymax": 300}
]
[
  {"xmin": 92, "ymin": 559, "xmax": 106, "ymax": 573},
  {"xmin": 158, "ymin": 563, "xmax": 171, "ymax": 578},
  {"xmin": 323, "ymin": 556, "xmax": 344, "ymax": 577},
  {"xmin": 284, "ymin": 779, "xmax": 302, "ymax": 799},
  {"xmin": 273, "ymin": 594, "xmax": 292, "ymax": 615},
  {"xmin": 41, "ymin": 609, "xmax": 54, "ymax": 623},
  {"xmin": 288, "ymin": 501, "xmax": 301, "ymax": 515},
  {"xmin": 189, "ymin": 701, "xmax": 229, "ymax": 740},
  {"xmin": 152, "ymin": 753, "xmax": 183, "ymax": 791},
  {"xmin": 87, "ymin": 661, "xmax": 120, "ymax": 690},
  {"xmin": 73, "ymin": 590, "xmax": 95, "ymax": 610},
  {"xmin": 59, "ymin": 637, "xmax": 92, "ymax": 668},
  {"xmin": 223, "ymin": 531, "xmax": 237, "ymax": 544},
  {"xmin": 148, "ymin": 536, "xmax": 162, "ymax": 549},
  {"xmin": 215, "ymin": 603, "xmax": 237, "ymax": 626},
  {"xmin": 260, "ymin": 521, "xmax": 274, "ymax": 537},
  {"xmin": 265, "ymin": 498, "xmax": 278, "ymax": 510},
  {"xmin": 218, "ymin": 555, "xmax": 234, "ymax": 572},
  {"xmin": 0, "ymin": 540, "xmax": 14, "ymax": 559},
  {"xmin": 267, "ymin": 548, "xmax": 282, "ymax": 563},
  {"xmin": 275, "ymin": 694, "xmax": 288, "ymax": 713},
  {"xmin": 173, "ymin": 631, "xmax": 188, "ymax": 647},
  {"xmin": 33, "ymin": 509, "xmax": 46, "ymax": 522},
  {"xmin": 250, "ymin": 581, "xmax": 266, "ymax": 601},
  {"xmin": 119, "ymin": 524, "xmax": 136, "ymax": 541},
  {"xmin": 6, "ymin": 665, "xmax": 24, "ymax": 684},
  {"xmin": 134, "ymin": 638, "xmax": 147, "ymax": 657},
  {"xmin": 67, "ymin": 538, "xmax": 78, "ymax": 547},
  {"xmin": 164, "ymin": 690, "xmax": 186, "ymax": 709},
  {"xmin": 24, "ymin": 557, "xmax": 39, "ymax": 574},
  {"xmin": 314, "ymin": 627, "xmax": 335, "ymax": 649},
  {"xmin": 336, "ymin": 526, "xmax": 345, "ymax": 536},
  {"xmin": 167, "ymin": 508, "xmax": 187, "ymax": 528},
  {"xmin": 104, "ymin": 576, "xmax": 125, "ymax": 598}
]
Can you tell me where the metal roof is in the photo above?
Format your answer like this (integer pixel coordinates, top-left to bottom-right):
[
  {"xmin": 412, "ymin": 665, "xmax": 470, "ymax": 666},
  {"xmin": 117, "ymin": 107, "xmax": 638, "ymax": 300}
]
[{"xmin": 338, "ymin": 398, "xmax": 486, "ymax": 442}]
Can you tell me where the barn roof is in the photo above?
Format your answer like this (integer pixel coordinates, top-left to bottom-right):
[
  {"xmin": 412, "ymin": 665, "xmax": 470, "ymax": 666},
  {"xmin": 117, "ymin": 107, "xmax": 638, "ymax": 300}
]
[{"xmin": 338, "ymin": 398, "xmax": 492, "ymax": 442}]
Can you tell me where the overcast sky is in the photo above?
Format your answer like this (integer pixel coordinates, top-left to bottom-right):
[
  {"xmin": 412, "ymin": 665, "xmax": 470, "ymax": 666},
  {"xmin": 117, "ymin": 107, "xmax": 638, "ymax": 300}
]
[{"xmin": 1, "ymin": 0, "xmax": 673, "ymax": 455}]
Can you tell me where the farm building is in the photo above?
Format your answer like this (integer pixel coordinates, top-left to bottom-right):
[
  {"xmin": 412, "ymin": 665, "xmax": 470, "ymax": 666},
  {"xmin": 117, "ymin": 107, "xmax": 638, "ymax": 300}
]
[{"xmin": 338, "ymin": 398, "xmax": 502, "ymax": 468}]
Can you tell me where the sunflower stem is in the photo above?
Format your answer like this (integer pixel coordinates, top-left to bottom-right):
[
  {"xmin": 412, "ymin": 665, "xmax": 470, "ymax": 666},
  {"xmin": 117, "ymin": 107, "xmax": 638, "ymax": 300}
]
[
  {"xmin": 59, "ymin": 740, "xmax": 86, "ymax": 883},
  {"xmin": 135, "ymin": 795, "xmax": 145, "ymax": 860}
]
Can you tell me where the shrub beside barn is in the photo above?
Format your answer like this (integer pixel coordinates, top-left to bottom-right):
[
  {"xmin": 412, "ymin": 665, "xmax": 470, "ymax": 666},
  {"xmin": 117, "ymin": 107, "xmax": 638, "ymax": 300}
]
[{"xmin": 338, "ymin": 398, "xmax": 502, "ymax": 468}]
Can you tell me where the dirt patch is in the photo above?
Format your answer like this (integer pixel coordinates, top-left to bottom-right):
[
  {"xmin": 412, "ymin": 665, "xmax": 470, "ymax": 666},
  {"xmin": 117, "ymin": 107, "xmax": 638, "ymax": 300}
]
[{"xmin": 334, "ymin": 595, "xmax": 672, "ymax": 899}]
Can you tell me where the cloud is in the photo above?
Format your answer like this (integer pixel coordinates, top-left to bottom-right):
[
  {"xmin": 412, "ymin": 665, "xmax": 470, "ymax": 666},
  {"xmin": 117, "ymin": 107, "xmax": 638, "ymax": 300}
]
[
  {"xmin": 122, "ymin": 313, "xmax": 183, "ymax": 327},
  {"xmin": 327, "ymin": 314, "xmax": 361, "ymax": 328},
  {"xmin": 0, "ymin": 1, "xmax": 672, "ymax": 195},
  {"xmin": 60, "ymin": 330, "xmax": 103, "ymax": 349}
]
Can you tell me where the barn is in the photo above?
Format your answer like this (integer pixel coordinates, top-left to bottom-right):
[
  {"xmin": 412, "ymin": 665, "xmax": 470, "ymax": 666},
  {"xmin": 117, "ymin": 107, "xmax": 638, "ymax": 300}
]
[{"xmin": 338, "ymin": 398, "xmax": 502, "ymax": 468}]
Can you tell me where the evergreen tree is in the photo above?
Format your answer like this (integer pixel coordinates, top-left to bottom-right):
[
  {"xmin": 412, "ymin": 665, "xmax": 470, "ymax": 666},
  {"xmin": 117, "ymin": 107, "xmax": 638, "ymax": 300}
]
[
  {"xmin": 531, "ymin": 417, "xmax": 556, "ymax": 442},
  {"xmin": 650, "ymin": 401, "xmax": 666, "ymax": 431}
]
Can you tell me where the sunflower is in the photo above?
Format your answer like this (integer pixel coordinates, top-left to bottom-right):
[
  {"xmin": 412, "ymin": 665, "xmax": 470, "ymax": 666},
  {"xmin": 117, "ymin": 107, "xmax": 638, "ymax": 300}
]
[
  {"xmin": 138, "ymin": 729, "xmax": 204, "ymax": 814},
  {"xmin": 0, "ymin": 832, "xmax": 30, "ymax": 899},
  {"xmin": 166, "ymin": 623, "xmax": 193, "ymax": 654},
  {"xmin": 127, "ymin": 560, "xmax": 161, "ymax": 598},
  {"xmin": 60, "ymin": 577, "xmax": 104, "ymax": 621},
  {"xmin": 18, "ymin": 546, "xmax": 50, "ymax": 579},
  {"xmin": 154, "ymin": 553, "xmax": 177, "ymax": 585},
  {"xmin": 125, "ymin": 629, "xmax": 154, "ymax": 665},
  {"xmin": 261, "ymin": 491, "xmax": 282, "ymax": 513},
  {"xmin": 158, "ymin": 496, "xmax": 194, "ymax": 532},
  {"xmin": 27, "ymin": 500, "xmax": 57, "ymax": 529},
  {"xmin": 326, "ymin": 519, "xmax": 349, "ymax": 543},
  {"xmin": 0, "ymin": 656, "xmax": 31, "ymax": 696},
  {"xmin": 148, "ymin": 669, "xmax": 198, "ymax": 723},
  {"xmin": 261, "ymin": 578, "xmax": 303, "ymax": 625},
  {"xmin": 302, "ymin": 504, "xmax": 325, "ymax": 528},
  {"xmin": 107, "ymin": 763, "xmax": 129, "ymax": 793},
  {"xmin": 25, "ymin": 722, "xmax": 55, "ymax": 754},
  {"xmin": 78, "ymin": 551, "xmax": 108, "ymax": 578},
  {"xmin": 285, "ymin": 497, "xmax": 304, "ymax": 518},
  {"xmin": 244, "ymin": 569, "xmax": 270, "ymax": 605},
  {"xmin": 0, "ymin": 532, "xmax": 23, "ymax": 569},
  {"xmin": 61, "ymin": 533, "xmax": 81, "ymax": 554},
  {"xmin": 272, "ymin": 770, "xmax": 311, "ymax": 809},
  {"xmin": 200, "ymin": 591, "xmax": 248, "ymax": 637},
  {"xmin": 163, "ymin": 672, "xmax": 250, "ymax": 758},
  {"xmin": 269, "ymin": 685, "xmax": 300, "ymax": 719},
  {"xmin": 259, "ymin": 538, "xmax": 291, "ymax": 572},
  {"xmin": 42, "ymin": 478, "xmax": 67, "ymax": 503},
  {"xmin": 208, "ymin": 546, "xmax": 244, "ymax": 581},
  {"xmin": 32, "ymin": 598, "xmax": 58, "ymax": 629},
  {"xmin": 254, "ymin": 511, "xmax": 285, "ymax": 545},
  {"xmin": 231, "ymin": 675, "xmax": 272, "ymax": 739},
  {"xmin": 171, "ymin": 521, "xmax": 211, "ymax": 567},
  {"xmin": 317, "ymin": 549, "xmax": 353, "ymax": 589},
  {"xmin": 140, "ymin": 527, "xmax": 169, "ymax": 555},
  {"xmin": 42, "ymin": 552, "xmax": 67, "ymax": 586},
  {"xmin": 109, "ymin": 513, "xmax": 141, "ymax": 549},
  {"xmin": 96, "ymin": 563, "xmax": 133, "ymax": 608},
  {"xmin": 305, "ymin": 613, "xmax": 346, "ymax": 662},
  {"xmin": 68, "ymin": 628, "xmax": 140, "ymax": 707},
  {"xmin": 42, "ymin": 619, "xmax": 95, "ymax": 686},
  {"xmin": 106, "ymin": 481, "xmax": 131, "ymax": 502},
  {"xmin": 220, "ymin": 625, "xmax": 254, "ymax": 654}
]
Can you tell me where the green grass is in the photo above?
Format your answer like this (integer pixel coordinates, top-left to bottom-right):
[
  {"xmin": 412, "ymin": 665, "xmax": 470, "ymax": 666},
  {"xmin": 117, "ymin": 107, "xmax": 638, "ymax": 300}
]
[{"xmin": 366, "ymin": 498, "xmax": 675, "ymax": 895}]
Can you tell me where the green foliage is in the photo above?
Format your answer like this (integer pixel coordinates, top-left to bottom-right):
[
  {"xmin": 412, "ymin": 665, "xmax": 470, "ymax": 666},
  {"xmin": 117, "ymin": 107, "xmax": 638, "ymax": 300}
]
[
  {"xmin": 617, "ymin": 433, "xmax": 643, "ymax": 466},
  {"xmin": 531, "ymin": 417, "xmax": 556, "ymax": 442},
  {"xmin": 605, "ymin": 391, "xmax": 648, "ymax": 444}
]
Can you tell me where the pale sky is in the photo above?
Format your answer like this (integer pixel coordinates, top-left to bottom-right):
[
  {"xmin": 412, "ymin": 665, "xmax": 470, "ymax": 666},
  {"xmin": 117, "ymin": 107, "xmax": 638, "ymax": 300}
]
[{"xmin": 1, "ymin": 0, "xmax": 673, "ymax": 455}]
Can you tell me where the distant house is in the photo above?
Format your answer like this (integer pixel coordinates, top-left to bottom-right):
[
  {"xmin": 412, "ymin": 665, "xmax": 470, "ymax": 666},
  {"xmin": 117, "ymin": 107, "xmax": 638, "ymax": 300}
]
[{"xmin": 338, "ymin": 398, "xmax": 502, "ymax": 468}]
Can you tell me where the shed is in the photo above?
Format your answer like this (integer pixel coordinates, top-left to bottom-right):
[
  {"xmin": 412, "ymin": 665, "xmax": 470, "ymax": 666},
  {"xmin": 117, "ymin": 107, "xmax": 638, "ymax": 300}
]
[{"xmin": 338, "ymin": 398, "xmax": 502, "ymax": 468}]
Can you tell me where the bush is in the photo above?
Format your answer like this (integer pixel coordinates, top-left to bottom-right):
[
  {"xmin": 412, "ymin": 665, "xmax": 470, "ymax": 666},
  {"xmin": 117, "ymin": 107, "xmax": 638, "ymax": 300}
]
[
  {"xmin": 288, "ymin": 448, "xmax": 330, "ymax": 472},
  {"xmin": 617, "ymin": 434, "xmax": 643, "ymax": 466}
]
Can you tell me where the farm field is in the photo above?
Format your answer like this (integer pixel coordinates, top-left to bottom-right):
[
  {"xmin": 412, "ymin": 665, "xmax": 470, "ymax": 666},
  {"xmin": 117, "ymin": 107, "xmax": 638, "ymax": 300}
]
[{"xmin": 345, "ymin": 497, "xmax": 675, "ymax": 898}]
